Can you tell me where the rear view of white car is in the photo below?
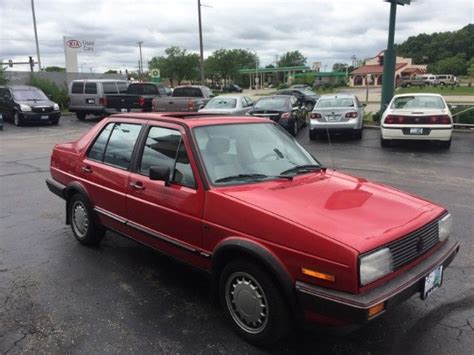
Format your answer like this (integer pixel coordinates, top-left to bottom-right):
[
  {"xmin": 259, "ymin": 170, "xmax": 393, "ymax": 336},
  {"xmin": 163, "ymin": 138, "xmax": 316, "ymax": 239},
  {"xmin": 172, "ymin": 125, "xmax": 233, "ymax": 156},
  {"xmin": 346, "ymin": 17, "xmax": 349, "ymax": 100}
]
[{"xmin": 381, "ymin": 94, "xmax": 453, "ymax": 149}]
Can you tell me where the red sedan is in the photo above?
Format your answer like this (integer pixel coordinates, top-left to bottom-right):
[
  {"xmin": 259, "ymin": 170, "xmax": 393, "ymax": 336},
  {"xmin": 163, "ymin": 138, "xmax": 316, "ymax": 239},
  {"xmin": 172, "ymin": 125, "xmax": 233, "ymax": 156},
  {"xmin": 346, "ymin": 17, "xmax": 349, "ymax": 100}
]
[{"xmin": 46, "ymin": 112, "xmax": 459, "ymax": 346}]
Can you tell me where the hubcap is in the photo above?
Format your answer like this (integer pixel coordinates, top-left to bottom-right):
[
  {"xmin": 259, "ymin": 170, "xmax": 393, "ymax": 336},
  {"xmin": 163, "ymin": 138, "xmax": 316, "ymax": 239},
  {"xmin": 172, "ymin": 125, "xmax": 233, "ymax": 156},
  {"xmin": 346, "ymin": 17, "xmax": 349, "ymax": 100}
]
[
  {"xmin": 225, "ymin": 272, "xmax": 268, "ymax": 334},
  {"xmin": 72, "ymin": 201, "xmax": 89, "ymax": 239},
  {"xmin": 14, "ymin": 113, "xmax": 19, "ymax": 126}
]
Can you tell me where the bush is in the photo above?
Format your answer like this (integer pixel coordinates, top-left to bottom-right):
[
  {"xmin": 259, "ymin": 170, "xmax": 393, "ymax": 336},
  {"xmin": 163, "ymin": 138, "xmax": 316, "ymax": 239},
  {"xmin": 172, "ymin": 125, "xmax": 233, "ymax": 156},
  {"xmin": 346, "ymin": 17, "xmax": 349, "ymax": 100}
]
[
  {"xmin": 450, "ymin": 105, "xmax": 474, "ymax": 124},
  {"xmin": 28, "ymin": 76, "xmax": 68, "ymax": 109},
  {"xmin": 277, "ymin": 83, "xmax": 289, "ymax": 90},
  {"xmin": 372, "ymin": 111, "xmax": 381, "ymax": 123}
]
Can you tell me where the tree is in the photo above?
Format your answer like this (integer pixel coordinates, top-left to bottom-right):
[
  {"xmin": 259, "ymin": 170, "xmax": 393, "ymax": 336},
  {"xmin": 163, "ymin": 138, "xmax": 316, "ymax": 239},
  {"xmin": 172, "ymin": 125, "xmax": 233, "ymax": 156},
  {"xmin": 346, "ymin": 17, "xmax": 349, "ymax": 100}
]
[
  {"xmin": 205, "ymin": 49, "xmax": 258, "ymax": 85},
  {"xmin": 148, "ymin": 46, "xmax": 200, "ymax": 86},
  {"xmin": 467, "ymin": 58, "xmax": 474, "ymax": 77},
  {"xmin": 44, "ymin": 66, "xmax": 65, "ymax": 72},
  {"xmin": 428, "ymin": 53, "xmax": 469, "ymax": 76},
  {"xmin": 104, "ymin": 69, "xmax": 118, "ymax": 74},
  {"xmin": 277, "ymin": 51, "xmax": 306, "ymax": 67}
]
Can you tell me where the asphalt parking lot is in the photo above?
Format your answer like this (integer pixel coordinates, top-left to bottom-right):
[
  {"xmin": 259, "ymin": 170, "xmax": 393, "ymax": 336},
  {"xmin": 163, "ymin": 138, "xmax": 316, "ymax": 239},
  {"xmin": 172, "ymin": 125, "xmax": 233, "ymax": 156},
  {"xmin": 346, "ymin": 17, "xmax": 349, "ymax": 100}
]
[{"xmin": 1, "ymin": 115, "xmax": 473, "ymax": 354}]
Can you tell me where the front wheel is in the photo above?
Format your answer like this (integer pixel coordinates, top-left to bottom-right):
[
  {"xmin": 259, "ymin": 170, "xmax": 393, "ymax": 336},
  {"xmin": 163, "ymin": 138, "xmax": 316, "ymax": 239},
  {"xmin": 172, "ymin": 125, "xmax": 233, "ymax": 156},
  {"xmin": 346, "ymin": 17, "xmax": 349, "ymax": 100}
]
[
  {"xmin": 305, "ymin": 102, "xmax": 314, "ymax": 112},
  {"xmin": 76, "ymin": 112, "xmax": 86, "ymax": 120},
  {"xmin": 69, "ymin": 194, "xmax": 105, "ymax": 245},
  {"xmin": 13, "ymin": 112, "xmax": 23, "ymax": 126},
  {"xmin": 219, "ymin": 260, "xmax": 291, "ymax": 346},
  {"xmin": 290, "ymin": 119, "xmax": 298, "ymax": 137}
]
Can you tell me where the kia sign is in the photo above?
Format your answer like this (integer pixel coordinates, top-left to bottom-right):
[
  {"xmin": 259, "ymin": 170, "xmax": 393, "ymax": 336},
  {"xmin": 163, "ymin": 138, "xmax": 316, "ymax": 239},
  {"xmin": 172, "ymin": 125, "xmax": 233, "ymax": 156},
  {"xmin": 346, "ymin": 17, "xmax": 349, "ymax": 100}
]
[{"xmin": 64, "ymin": 36, "xmax": 96, "ymax": 72}]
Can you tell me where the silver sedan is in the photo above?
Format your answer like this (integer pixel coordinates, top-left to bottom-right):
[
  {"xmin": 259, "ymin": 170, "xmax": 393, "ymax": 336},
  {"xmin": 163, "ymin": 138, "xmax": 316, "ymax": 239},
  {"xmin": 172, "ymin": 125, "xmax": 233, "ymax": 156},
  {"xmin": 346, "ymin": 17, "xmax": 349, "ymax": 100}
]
[{"xmin": 198, "ymin": 95, "xmax": 254, "ymax": 116}]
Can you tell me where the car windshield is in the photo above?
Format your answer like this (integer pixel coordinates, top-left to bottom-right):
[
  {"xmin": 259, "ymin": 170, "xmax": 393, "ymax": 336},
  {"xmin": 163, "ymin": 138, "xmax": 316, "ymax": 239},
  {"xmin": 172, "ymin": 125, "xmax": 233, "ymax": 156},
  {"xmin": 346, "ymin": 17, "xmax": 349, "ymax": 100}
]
[
  {"xmin": 205, "ymin": 98, "xmax": 237, "ymax": 109},
  {"xmin": 193, "ymin": 122, "xmax": 320, "ymax": 185},
  {"xmin": 254, "ymin": 98, "xmax": 289, "ymax": 110},
  {"xmin": 317, "ymin": 98, "xmax": 354, "ymax": 108},
  {"xmin": 12, "ymin": 89, "xmax": 48, "ymax": 101},
  {"xmin": 391, "ymin": 96, "xmax": 445, "ymax": 109},
  {"xmin": 300, "ymin": 90, "xmax": 316, "ymax": 96}
]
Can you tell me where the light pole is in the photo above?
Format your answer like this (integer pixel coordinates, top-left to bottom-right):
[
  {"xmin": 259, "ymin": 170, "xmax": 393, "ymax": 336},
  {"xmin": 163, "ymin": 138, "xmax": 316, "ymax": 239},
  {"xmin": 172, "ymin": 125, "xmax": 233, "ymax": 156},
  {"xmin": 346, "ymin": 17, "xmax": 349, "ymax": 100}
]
[
  {"xmin": 197, "ymin": 0, "xmax": 204, "ymax": 84},
  {"xmin": 31, "ymin": 0, "xmax": 41, "ymax": 71},
  {"xmin": 137, "ymin": 41, "xmax": 144, "ymax": 81}
]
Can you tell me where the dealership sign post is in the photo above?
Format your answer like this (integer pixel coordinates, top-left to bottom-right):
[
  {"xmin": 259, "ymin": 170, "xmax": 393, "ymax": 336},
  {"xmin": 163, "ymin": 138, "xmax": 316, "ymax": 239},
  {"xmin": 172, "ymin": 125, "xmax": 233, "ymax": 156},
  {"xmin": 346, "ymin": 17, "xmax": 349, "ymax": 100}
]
[{"xmin": 63, "ymin": 37, "xmax": 96, "ymax": 72}]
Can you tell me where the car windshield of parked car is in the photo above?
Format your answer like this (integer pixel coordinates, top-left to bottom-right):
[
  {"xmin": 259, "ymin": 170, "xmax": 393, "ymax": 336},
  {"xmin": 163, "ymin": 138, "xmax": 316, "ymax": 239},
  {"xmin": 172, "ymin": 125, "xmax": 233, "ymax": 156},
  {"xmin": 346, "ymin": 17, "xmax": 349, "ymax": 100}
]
[
  {"xmin": 300, "ymin": 90, "xmax": 316, "ymax": 96},
  {"xmin": 12, "ymin": 89, "xmax": 48, "ymax": 101},
  {"xmin": 391, "ymin": 96, "xmax": 445, "ymax": 109},
  {"xmin": 317, "ymin": 98, "xmax": 354, "ymax": 108},
  {"xmin": 205, "ymin": 98, "xmax": 237, "ymax": 109},
  {"xmin": 193, "ymin": 122, "xmax": 320, "ymax": 185},
  {"xmin": 254, "ymin": 98, "xmax": 289, "ymax": 110}
]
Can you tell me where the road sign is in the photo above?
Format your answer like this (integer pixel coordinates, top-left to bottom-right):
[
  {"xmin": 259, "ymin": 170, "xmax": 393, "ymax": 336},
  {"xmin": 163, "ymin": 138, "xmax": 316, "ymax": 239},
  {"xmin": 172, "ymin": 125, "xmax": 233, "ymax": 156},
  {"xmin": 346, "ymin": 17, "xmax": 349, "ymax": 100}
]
[{"xmin": 150, "ymin": 69, "xmax": 160, "ymax": 78}]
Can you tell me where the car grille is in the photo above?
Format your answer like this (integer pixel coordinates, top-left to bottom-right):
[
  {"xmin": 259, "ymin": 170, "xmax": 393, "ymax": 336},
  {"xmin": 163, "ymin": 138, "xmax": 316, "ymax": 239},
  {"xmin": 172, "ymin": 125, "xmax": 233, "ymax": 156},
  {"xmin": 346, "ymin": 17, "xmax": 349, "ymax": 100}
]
[
  {"xmin": 387, "ymin": 217, "xmax": 440, "ymax": 270},
  {"xmin": 32, "ymin": 106, "xmax": 53, "ymax": 113}
]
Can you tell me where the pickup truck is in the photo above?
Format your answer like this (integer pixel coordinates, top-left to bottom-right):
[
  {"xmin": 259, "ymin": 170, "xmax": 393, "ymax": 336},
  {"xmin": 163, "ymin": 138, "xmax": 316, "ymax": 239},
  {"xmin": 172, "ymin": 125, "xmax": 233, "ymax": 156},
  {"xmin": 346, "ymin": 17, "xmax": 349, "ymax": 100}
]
[
  {"xmin": 105, "ymin": 82, "xmax": 170, "ymax": 112},
  {"xmin": 152, "ymin": 85, "xmax": 214, "ymax": 112},
  {"xmin": 397, "ymin": 77, "xmax": 426, "ymax": 88}
]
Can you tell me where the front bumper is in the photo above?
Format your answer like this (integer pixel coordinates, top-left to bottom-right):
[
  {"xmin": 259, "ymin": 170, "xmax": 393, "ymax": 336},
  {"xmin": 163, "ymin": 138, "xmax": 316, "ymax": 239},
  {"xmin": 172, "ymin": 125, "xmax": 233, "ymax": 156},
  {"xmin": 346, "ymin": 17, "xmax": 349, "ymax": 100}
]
[
  {"xmin": 20, "ymin": 111, "xmax": 61, "ymax": 123},
  {"xmin": 296, "ymin": 238, "xmax": 459, "ymax": 324},
  {"xmin": 381, "ymin": 125, "xmax": 452, "ymax": 141}
]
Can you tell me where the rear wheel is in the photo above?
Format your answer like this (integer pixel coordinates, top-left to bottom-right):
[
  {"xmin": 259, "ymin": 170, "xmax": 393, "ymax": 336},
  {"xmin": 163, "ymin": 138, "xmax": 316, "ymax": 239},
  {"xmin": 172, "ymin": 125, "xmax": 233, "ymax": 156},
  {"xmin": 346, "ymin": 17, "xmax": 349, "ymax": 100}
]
[
  {"xmin": 76, "ymin": 112, "xmax": 86, "ymax": 120},
  {"xmin": 69, "ymin": 194, "xmax": 105, "ymax": 245},
  {"xmin": 354, "ymin": 129, "xmax": 363, "ymax": 140},
  {"xmin": 440, "ymin": 139, "xmax": 451, "ymax": 149},
  {"xmin": 219, "ymin": 259, "xmax": 291, "ymax": 346},
  {"xmin": 309, "ymin": 130, "xmax": 317, "ymax": 141},
  {"xmin": 51, "ymin": 119, "xmax": 59, "ymax": 125},
  {"xmin": 381, "ymin": 137, "xmax": 390, "ymax": 147}
]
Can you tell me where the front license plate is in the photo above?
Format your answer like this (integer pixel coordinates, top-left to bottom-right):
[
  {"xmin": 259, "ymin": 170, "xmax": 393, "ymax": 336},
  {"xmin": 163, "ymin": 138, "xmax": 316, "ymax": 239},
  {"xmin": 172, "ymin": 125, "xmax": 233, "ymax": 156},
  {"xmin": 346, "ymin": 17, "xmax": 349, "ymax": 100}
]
[
  {"xmin": 41, "ymin": 115, "xmax": 49, "ymax": 119},
  {"xmin": 121, "ymin": 108, "xmax": 127, "ymax": 112},
  {"xmin": 410, "ymin": 127, "xmax": 423, "ymax": 135},
  {"xmin": 421, "ymin": 265, "xmax": 443, "ymax": 299}
]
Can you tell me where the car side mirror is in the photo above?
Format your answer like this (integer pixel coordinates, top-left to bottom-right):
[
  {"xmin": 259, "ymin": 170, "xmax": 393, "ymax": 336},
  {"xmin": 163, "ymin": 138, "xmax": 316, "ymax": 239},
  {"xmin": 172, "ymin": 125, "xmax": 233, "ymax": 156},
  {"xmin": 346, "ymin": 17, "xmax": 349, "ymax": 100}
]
[{"xmin": 149, "ymin": 166, "xmax": 171, "ymax": 186}]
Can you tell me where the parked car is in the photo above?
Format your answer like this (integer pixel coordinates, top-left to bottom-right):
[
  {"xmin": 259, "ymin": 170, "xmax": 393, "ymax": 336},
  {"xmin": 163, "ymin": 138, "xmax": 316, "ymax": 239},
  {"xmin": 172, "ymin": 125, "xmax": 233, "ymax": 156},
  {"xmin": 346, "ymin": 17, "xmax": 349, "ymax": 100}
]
[
  {"xmin": 198, "ymin": 95, "xmax": 253, "ymax": 115},
  {"xmin": 435, "ymin": 74, "xmax": 455, "ymax": 86},
  {"xmin": 276, "ymin": 89, "xmax": 319, "ymax": 111},
  {"xmin": 247, "ymin": 95, "xmax": 306, "ymax": 136},
  {"xmin": 397, "ymin": 76, "xmax": 426, "ymax": 88},
  {"xmin": 152, "ymin": 85, "xmax": 214, "ymax": 112},
  {"xmin": 46, "ymin": 112, "xmax": 459, "ymax": 346},
  {"xmin": 105, "ymin": 82, "xmax": 170, "ymax": 112},
  {"xmin": 0, "ymin": 85, "xmax": 61, "ymax": 126},
  {"xmin": 68, "ymin": 79, "xmax": 128, "ymax": 120},
  {"xmin": 289, "ymin": 84, "xmax": 312, "ymax": 91},
  {"xmin": 418, "ymin": 74, "xmax": 439, "ymax": 86},
  {"xmin": 380, "ymin": 93, "xmax": 453, "ymax": 148},
  {"xmin": 223, "ymin": 84, "xmax": 243, "ymax": 93},
  {"xmin": 309, "ymin": 94, "xmax": 364, "ymax": 140}
]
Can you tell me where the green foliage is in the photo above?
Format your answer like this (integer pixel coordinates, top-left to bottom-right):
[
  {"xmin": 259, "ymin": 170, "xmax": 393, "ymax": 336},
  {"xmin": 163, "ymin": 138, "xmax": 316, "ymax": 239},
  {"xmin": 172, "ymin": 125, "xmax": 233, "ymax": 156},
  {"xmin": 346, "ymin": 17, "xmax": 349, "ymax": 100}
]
[
  {"xmin": 148, "ymin": 46, "xmax": 200, "ymax": 86},
  {"xmin": 277, "ymin": 51, "xmax": 306, "ymax": 67},
  {"xmin": 450, "ymin": 105, "xmax": 474, "ymax": 124},
  {"xmin": 0, "ymin": 65, "xmax": 8, "ymax": 85},
  {"xmin": 277, "ymin": 83, "xmax": 289, "ymax": 90},
  {"xmin": 205, "ymin": 49, "xmax": 257, "ymax": 85},
  {"xmin": 428, "ymin": 53, "xmax": 469, "ymax": 75},
  {"xmin": 467, "ymin": 58, "xmax": 474, "ymax": 77},
  {"xmin": 27, "ymin": 76, "xmax": 68, "ymax": 109},
  {"xmin": 44, "ymin": 66, "xmax": 65, "ymax": 72},
  {"xmin": 104, "ymin": 69, "xmax": 118, "ymax": 74}
]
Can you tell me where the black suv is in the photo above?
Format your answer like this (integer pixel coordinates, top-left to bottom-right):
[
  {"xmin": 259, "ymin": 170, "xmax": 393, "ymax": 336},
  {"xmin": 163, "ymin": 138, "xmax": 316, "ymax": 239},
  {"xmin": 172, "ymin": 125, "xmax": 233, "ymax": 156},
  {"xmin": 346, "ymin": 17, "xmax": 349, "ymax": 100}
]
[
  {"xmin": 0, "ymin": 85, "xmax": 61, "ymax": 126},
  {"xmin": 276, "ymin": 89, "xmax": 320, "ymax": 111},
  {"xmin": 223, "ymin": 84, "xmax": 243, "ymax": 93}
]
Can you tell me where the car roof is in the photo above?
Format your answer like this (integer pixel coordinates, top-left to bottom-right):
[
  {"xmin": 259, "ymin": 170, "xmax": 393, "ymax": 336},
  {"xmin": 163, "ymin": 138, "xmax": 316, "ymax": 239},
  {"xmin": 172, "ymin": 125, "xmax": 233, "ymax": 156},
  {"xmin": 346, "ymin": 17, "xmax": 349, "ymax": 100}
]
[
  {"xmin": 1, "ymin": 85, "xmax": 41, "ymax": 90},
  {"xmin": 393, "ymin": 93, "xmax": 443, "ymax": 98},
  {"xmin": 209, "ymin": 95, "xmax": 242, "ymax": 100},
  {"xmin": 318, "ymin": 94, "xmax": 356, "ymax": 99},
  {"xmin": 258, "ymin": 95, "xmax": 290, "ymax": 100},
  {"xmin": 71, "ymin": 79, "xmax": 127, "ymax": 83},
  {"xmin": 105, "ymin": 112, "xmax": 267, "ymax": 128}
]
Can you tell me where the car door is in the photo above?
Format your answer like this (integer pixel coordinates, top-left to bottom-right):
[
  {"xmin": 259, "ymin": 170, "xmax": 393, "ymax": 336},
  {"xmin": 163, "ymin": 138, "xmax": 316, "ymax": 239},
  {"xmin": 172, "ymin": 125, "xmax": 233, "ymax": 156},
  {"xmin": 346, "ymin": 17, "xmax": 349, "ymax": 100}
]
[
  {"xmin": 126, "ymin": 122, "xmax": 205, "ymax": 266},
  {"xmin": 80, "ymin": 121, "xmax": 143, "ymax": 230}
]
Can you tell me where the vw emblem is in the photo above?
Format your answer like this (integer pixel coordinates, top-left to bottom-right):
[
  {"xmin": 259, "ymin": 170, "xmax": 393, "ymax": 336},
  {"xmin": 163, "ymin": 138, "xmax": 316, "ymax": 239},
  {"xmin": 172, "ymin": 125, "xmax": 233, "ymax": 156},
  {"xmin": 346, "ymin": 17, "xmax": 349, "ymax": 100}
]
[
  {"xmin": 415, "ymin": 117, "xmax": 420, "ymax": 123},
  {"xmin": 416, "ymin": 237, "xmax": 424, "ymax": 252},
  {"xmin": 42, "ymin": 108, "xmax": 45, "ymax": 112}
]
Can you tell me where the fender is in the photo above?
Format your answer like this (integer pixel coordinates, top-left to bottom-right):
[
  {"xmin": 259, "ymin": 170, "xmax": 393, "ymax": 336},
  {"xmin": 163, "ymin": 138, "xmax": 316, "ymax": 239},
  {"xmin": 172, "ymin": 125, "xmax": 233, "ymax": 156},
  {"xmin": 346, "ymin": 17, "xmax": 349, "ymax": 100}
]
[
  {"xmin": 64, "ymin": 181, "xmax": 92, "ymax": 225},
  {"xmin": 211, "ymin": 237, "xmax": 298, "ymax": 313}
]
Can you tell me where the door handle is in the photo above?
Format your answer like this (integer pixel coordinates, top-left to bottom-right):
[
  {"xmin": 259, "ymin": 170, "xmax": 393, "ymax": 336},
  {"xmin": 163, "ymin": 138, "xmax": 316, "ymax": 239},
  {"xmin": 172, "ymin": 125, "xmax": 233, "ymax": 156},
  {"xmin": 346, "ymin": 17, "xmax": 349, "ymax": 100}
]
[
  {"xmin": 81, "ymin": 166, "xmax": 92, "ymax": 173},
  {"xmin": 130, "ymin": 182, "xmax": 145, "ymax": 191}
]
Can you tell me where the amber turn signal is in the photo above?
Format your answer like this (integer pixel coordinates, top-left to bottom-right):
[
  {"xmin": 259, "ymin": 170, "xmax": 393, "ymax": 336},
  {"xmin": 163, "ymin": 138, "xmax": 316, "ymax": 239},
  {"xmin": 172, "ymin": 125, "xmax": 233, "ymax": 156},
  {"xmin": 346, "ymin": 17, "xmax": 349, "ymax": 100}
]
[
  {"xmin": 301, "ymin": 268, "xmax": 335, "ymax": 282},
  {"xmin": 367, "ymin": 302, "xmax": 385, "ymax": 318}
]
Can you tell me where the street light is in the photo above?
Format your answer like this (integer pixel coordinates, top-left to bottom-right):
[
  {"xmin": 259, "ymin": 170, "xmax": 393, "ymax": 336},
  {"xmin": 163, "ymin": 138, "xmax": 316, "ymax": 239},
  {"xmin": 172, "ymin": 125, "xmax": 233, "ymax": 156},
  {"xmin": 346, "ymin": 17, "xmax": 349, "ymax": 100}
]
[
  {"xmin": 137, "ymin": 41, "xmax": 144, "ymax": 81},
  {"xmin": 30, "ymin": 0, "xmax": 41, "ymax": 71}
]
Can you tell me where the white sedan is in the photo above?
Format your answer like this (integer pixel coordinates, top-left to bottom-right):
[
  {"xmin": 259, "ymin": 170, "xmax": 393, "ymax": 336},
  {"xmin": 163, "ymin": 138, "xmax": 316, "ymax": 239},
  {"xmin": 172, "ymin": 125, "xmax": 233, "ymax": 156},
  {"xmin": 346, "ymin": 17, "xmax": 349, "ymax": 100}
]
[
  {"xmin": 381, "ymin": 94, "xmax": 453, "ymax": 148},
  {"xmin": 198, "ymin": 95, "xmax": 253, "ymax": 116}
]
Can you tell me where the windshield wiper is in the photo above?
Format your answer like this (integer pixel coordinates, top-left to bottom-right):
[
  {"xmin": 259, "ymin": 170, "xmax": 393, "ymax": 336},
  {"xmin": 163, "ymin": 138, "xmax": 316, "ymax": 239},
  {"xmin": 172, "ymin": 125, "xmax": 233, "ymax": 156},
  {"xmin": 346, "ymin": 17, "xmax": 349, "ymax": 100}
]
[
  {"xmin": 280, "ymin": 164, "xmax": 322, "ymax": 176},
  {"xmin": 215, "ymin": 173, "xmax": 293, "ymax": 183}
]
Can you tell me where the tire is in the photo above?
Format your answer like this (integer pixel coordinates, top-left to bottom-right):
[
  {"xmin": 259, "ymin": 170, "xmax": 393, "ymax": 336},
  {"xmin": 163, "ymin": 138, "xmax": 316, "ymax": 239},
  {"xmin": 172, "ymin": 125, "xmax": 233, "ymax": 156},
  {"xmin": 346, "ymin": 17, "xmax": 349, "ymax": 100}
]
[
  {"xmin": 13, "ymin": 112, "xmax": 23, "ymax": 126},
  {"xmin": 305, "ymin": 102, "xmax": 314, "ymax": 112},
  {"xmin": 51, "ymin": 119, "xmax": 59, "ymax": 125},
  {"xmin": 69, "ymin": 194, "xmax": 105, "ymax": 246},
  {"xmin": 440, "ymin": 139, "xmax": 451, "ymax": 149},
  {"xmin": 309, "ymin": 130, "xmax": 317, "ymax": 141},
  {"xmin": 76, "ymin": 112, "xmax": 86, "ymax": 121},
  {"xmin": 354, "ymin": 129, "xmax": 363, "ymax": 140},
  {"xmin": 290, "ymin": 119, "xmax": 298, "ymax": 137},
  {"xmin": 381, "ymin": 137, "xmax": 390, "ymax": 147},
  {"xmin": 219, "ymin": 259, "xmax": 291, "ymax": 346}
]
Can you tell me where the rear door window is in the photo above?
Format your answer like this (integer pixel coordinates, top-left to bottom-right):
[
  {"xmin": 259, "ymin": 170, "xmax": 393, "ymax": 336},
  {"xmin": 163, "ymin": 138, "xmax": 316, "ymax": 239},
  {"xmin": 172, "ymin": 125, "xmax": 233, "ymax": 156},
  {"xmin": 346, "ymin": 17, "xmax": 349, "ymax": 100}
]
[
  {"xmin": 85, "ymin": 83, "xmax": 97, "ymax": 94},
  {"xmin": 102, "ymin": 82, "xmax": 118, "ymax": 94},
  {"xmin": 117, "ymin": 82, "xmax": 128, "ymax": 93},
  {"xmin": 71, "ymin": 82, "xmax": 84, "ymax": 94}
]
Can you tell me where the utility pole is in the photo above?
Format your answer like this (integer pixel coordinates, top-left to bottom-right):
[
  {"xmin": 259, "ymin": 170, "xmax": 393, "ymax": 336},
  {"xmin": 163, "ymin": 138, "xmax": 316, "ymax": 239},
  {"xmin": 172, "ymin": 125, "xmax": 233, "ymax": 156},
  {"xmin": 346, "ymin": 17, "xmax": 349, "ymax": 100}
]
[
  {"xmin": 380, "ymin": 0, "xmax": 411, "ymax": 112},
  {"xmin": 137, "ymin": 41, "xmax": 144, "ymax": 81},
  {"xmin": 31, "ymin": 0, "xmax": 41, "ymax": 71},
  {"xmin": 197, "ymin": 0, "xmax": 205, "ymax": 84}
]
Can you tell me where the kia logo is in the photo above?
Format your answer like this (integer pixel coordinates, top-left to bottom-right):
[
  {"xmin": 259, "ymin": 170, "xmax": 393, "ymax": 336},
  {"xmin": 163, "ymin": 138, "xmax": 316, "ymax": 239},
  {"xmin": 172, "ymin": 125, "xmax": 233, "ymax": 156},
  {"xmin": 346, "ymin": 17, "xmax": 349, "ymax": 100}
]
[{"xmin": 66, "ymin": 40, "xmax": 82, "ymax": 48}]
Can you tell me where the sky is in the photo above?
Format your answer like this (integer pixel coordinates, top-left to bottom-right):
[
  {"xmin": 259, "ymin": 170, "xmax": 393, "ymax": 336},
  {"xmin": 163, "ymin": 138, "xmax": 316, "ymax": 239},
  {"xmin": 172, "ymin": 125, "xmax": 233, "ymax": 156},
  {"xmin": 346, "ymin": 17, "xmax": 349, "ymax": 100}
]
[{"xmin": 0, "ymin": 0, "xmax": 473, "ymax": 73}]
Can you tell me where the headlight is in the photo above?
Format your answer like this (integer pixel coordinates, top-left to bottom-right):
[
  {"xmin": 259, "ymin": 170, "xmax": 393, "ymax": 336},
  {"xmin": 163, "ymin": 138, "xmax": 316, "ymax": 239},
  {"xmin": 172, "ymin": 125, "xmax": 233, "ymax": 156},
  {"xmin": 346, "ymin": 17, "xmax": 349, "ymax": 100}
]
[
  {"xmin": 439, "ymin": 213, "xmax": 452, "ymax": 242},
  {"xmin": 20, "ymin": 104, "xmax": 32, "ymax": 112},
  {"xmin": 53, "ymin": 103, "xmax": 60, "ymax": 111},
  {"xmin": 359, "ymin": 248, "xmax": 393, "ymax": 286}
]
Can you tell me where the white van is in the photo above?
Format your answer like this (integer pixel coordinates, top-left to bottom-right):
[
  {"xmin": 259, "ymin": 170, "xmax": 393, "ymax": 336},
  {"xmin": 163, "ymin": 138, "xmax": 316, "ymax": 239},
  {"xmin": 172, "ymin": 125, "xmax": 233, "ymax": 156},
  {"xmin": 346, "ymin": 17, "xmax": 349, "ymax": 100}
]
[
  {"xmin": 418, "ymin": 74, "xmax": 439, "ymax": 86},
  {"xmin": 435, "ymin": 75, "xmax": 455, "ymax": 86},
  {"xmin": 68, "ymin": 79, "xmax": 128, "ymax": 120}
]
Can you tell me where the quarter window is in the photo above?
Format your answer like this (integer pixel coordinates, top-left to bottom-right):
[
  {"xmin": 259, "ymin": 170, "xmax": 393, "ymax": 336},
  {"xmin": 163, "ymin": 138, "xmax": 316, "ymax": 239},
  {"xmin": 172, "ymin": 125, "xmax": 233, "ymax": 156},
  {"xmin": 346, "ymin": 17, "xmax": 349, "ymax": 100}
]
[
  {"xmin": 139, "ymin": 126, "xmax": 196, "ymax": 188},
  {"xmin": 102, "ymin": 82, "xmax": 118, "ymax": 94},
  {"xmin": 85, "ymin": 83, "xmax": 97, "ymax": 94}
]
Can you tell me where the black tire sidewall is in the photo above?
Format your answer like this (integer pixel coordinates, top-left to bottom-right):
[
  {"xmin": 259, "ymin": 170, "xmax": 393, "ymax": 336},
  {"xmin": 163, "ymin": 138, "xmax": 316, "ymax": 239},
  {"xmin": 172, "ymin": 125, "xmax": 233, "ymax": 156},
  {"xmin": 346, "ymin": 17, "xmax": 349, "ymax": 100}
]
[
  {"xmin": 219, "ymin": 260, "xmax": 291, "ymax": 346},
  {"xmin": 69, "ymin": 194, "xmax": 103, "ymax": 245}
]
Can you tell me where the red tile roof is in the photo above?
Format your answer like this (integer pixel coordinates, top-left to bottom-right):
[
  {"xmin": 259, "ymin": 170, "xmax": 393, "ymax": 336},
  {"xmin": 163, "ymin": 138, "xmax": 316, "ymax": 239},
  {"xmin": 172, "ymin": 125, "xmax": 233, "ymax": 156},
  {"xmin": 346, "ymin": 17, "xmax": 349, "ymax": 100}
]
[{"xmin": 351, "ymin": 63, "xmax": 407, "ymax": 75}]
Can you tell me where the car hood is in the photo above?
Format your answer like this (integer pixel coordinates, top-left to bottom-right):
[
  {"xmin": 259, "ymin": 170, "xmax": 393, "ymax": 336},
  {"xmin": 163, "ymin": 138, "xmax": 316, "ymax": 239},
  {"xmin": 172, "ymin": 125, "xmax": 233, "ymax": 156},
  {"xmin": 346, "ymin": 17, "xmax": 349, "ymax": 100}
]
[
  {"xmin": 199, "ymin": 108, "xmax": 237, "ymax": 114},
  {"xmin": 16, "ymin": 99, "xmax": 55, "ymax": 107},
  {"xmin": 218, "ymin": 171, "xmax": 444, "ymax": 253}
]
